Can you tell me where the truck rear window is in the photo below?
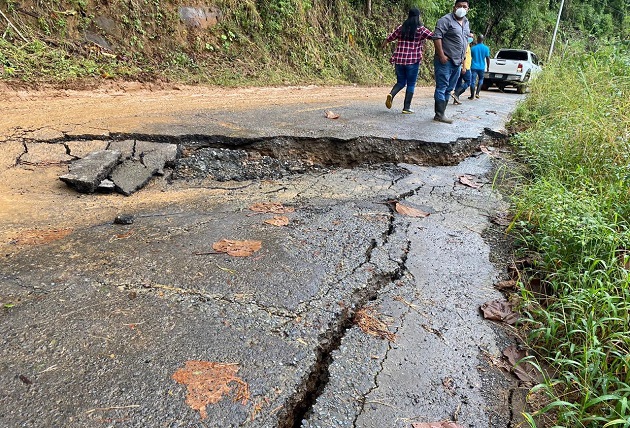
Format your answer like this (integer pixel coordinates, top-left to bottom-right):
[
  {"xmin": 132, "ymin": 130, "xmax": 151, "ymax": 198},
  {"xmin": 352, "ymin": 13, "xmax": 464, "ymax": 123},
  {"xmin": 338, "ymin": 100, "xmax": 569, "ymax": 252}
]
[{"xmin": 496, "ymin": 50, "xmax": 528, "ymax": 61}]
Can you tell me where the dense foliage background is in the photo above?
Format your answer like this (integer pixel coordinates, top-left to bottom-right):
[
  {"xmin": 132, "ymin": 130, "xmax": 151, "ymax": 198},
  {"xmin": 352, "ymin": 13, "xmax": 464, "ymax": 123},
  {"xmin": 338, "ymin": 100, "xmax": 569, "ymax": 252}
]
[{"xmin": 0, "ymin": 0, "xmax": 627, "ymax": 85}]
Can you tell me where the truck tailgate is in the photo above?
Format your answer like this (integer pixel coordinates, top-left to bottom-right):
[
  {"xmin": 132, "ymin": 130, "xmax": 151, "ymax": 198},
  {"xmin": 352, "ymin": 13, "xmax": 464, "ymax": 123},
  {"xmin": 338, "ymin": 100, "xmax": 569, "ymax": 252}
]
[{"xmin": 490, "ymin": 59, "xmax": 520, "ymax": 74}]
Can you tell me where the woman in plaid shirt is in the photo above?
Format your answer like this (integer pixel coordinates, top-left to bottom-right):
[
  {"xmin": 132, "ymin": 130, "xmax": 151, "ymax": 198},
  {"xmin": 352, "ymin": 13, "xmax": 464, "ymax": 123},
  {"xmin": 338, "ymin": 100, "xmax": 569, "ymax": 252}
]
[{"xmin": 382, "ymin": 8, "xmax": 434, "ymax": 114}]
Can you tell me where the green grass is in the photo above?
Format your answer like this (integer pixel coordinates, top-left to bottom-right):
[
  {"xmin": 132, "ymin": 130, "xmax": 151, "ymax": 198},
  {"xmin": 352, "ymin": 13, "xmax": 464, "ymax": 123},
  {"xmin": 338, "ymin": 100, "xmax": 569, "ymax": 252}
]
[{"xmin": 510, "ymin": 39, "xmax": 630, "ymax": 427}]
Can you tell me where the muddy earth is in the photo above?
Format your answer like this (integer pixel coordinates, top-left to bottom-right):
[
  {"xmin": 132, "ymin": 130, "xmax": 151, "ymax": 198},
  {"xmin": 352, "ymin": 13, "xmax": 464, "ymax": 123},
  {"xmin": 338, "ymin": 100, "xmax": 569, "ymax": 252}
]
[{"xmin": 0, "ymin": 84, "xmax": 530, "ymax": 427}]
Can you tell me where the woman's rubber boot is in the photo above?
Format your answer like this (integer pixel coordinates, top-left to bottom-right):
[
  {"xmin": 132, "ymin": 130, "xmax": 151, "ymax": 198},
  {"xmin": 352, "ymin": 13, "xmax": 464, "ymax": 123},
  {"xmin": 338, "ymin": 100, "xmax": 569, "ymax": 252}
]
[
  {"xmin": 433, "ymin": 100, "xmax": 453, "ymax": 124},
  {"xmin": 386, "ymin": 84, "xmax": 402, "ymax": 109},
  {"xmin": 402, "ymin": 91, "xmax": 414, "ymax": 114}
]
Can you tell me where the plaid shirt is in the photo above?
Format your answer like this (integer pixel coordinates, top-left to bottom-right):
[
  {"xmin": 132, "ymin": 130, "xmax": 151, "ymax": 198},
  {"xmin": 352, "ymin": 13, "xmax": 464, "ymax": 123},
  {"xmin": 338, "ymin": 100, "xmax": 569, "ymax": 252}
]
[{"xmin": 386, "ymin": 25, "xmax": 434, "ymax": 65}]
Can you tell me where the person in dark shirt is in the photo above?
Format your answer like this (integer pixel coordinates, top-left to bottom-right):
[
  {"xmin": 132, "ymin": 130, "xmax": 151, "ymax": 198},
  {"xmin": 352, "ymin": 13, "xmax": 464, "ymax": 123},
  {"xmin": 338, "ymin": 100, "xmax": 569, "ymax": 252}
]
[
  {"xmin": 382, "ymin": 8, "xmax": 434, "ymax": 114},
  {"xmin": 432, "ymin": 0, "xmax": 471, "ymax": 123}
]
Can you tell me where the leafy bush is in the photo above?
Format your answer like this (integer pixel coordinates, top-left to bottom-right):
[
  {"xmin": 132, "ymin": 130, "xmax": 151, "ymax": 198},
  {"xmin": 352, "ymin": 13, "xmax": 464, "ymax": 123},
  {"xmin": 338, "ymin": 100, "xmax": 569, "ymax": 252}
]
[{"xmin": 510, "ymin": 40, "xmax": 630, "ymax": 427}]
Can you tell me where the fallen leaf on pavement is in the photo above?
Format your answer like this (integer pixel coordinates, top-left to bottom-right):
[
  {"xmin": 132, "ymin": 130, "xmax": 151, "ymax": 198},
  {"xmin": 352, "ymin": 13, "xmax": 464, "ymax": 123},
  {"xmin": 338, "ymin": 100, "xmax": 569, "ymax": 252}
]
[
  {"xmin": 264, "ymin": 216, "xmax": 289, "ymax": 226},
  {"xmin": 354, "ymin": 306, "xmax": 396, "ymax": 342},
  {"xmin": 324, "ymin": 110, "xmax": 340, "ymax": 119},
  {"xmin": 395, "ymin": 203, "xmax": 430, "ymax": 218},
  {"xmin": 480, "ymin": 299, "xmax": 519, "ymax": 325},
  {"xmin": 249, "ymin": 202, "xmax": 295, "ymax": 214},
  {"xmin": 458, "ymin": 174, "xmax": 482, "ymax": 189},
  {"xmin": 173, "ymin": 361, "xmax": 249, "ymax": 419},
  {"xmin": 212, "ymin": 239, "xmax": 262, "ymax": 257},
  {"xmin": 503, "ymin": 346, "xmax": 542, "ymax": 383},
  {"xmin": 412, "ymin": 422, "xmax": 464, "ymax": 428}
]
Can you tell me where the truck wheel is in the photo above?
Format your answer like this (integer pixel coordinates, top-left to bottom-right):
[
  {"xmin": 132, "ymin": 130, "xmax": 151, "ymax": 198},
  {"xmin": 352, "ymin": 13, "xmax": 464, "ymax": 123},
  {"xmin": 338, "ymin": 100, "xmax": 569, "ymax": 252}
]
[{"xmin": 517, "ymin": 72, "xmax": 531, "ymax": 94}]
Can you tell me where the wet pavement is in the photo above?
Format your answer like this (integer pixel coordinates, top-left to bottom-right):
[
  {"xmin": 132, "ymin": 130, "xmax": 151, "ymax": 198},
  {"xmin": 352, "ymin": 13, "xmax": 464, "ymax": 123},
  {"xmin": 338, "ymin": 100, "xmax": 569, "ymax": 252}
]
[{"xmin": 0, "ymin": 85, "xmax": 526, "ymax": 427}]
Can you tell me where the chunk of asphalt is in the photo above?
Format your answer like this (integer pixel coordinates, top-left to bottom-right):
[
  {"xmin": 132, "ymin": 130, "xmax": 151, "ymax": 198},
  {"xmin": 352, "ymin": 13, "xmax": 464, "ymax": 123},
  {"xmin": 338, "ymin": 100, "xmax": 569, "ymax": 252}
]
[
  {"xmin": 113, "ymin": 214, "xmax": 134, "ymax": 225},
  {"xmin": 109, "ymin": 159, "xmax": 158, "ymax": 196},
  {"xmin": 59, "ymin": 150, "xmax": 121, "ymax": 193},
  {"xmin": 136, "ymin": 141, "xmax": 178, "ymax": 175},
  {"xmin": 107, "ymin": 139, "xmax": 135, "ymax": 159}
]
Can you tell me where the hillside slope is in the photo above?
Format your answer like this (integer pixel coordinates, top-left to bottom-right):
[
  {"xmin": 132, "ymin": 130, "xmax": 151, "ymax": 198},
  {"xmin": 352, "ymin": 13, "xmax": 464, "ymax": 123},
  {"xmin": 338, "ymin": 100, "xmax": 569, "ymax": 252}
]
[{"xmin": 0, "ymin": 0, "xmax": 419, "ymax": 87}]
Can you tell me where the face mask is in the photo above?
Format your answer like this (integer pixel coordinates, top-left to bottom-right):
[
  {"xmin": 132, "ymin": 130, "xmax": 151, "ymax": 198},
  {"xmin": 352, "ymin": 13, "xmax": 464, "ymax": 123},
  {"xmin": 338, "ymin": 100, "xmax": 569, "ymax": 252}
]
[
  {"xmin": 467, "ymin": 37, "xmax": 474, "ymax": 43},
  {"xmin": 454, "ymin": 8, "xmax": 467, "ymax": 18}
]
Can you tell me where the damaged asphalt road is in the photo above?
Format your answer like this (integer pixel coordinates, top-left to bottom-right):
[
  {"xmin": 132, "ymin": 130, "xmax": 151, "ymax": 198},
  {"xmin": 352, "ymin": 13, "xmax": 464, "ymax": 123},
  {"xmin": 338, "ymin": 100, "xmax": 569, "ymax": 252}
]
[{"xmin": 0, "ymin": 85, "xmax": 526, "ymax": 427}]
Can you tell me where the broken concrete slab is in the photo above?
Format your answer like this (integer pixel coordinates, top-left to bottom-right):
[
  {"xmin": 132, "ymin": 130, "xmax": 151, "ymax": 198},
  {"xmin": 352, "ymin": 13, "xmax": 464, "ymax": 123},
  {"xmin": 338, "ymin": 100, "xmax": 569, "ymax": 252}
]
[
  {"xmin": 107, "ymin": 140, "xmax": 135, "ymax": 159},
  {"xmin": 66, "ymin": 140, "xmax": 109, "ymax": 158},
  {"xmin": 135, "ymin": 141, "xmax": 178, "ymax": 175},
  {"xmin": 20, "ymin": 142, "xmax": 73, "ymax": 166},
  {"xmin": 59, "ymin": 150, "xmax": 121, "ymax": 193},
  {"xmin": 110, "ymin": 159, "xmax": 158, "ymax": 196}
]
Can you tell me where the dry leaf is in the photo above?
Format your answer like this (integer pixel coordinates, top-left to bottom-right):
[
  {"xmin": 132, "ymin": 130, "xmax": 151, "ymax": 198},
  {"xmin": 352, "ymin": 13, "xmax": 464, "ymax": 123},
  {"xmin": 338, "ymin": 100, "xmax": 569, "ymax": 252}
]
[
  {"xmin": 249, "ymin": 202, "xmax": 295, "ymax": 214},
  {"xmin": 172, "ymin": 361, "xmax": 249, "ymax": 419},
  {"xmin": 480, "ymin": 299, "xmax": 519, "ymax": 325},
  {"xmin": 458, "ymin": 174, "xmax": 482, "ymax": 189},
  {"xmin": 494, "ymin": 279, "xmax": 517, "ymax": 290},
  {"xmin": 412, "ymin": 422, "xmax": 464, "ymax": 428},
  {"xmin": 395, "ymin": 203, "xmax": 430, "ymax": 218},
  {"xmin": 264, "ymin": 216, "xmax": 289, "ymax": 226},
  {"xmin": 354, "ymin": 307, "xmax": 396, "ymax": 342},
  {"xmin": 212, "ymin": 239, "xmax": 262, "ymax": 257},
  {"xmin": 324, "ymin": 110, "xmax": 340, "ymax": 119},
  {"xmin": 503, "ymin": 346, "xmax": 541, "ymax": 383}
]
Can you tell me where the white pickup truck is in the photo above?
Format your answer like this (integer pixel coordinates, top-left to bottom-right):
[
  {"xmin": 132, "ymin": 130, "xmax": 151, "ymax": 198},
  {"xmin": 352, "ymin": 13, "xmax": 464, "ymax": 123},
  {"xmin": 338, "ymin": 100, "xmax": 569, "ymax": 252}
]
[{"xmin": 482, "ymin": 49, "xmax": 542, "ymax": 94}]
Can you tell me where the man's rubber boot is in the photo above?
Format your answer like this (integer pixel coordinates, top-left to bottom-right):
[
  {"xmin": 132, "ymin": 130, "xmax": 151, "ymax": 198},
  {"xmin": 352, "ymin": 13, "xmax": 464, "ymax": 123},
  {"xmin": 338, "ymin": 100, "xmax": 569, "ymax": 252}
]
[
  {"xmin": 469, "ymin": 84, "xmax": 476, "ymax": 100},
  {"xmin": 402, "ymin": 91, "xmax": 414, "ymax": 114},
  {"xmin": 433, "ymin": 100, "xmax": 453, "ymax": 124}
]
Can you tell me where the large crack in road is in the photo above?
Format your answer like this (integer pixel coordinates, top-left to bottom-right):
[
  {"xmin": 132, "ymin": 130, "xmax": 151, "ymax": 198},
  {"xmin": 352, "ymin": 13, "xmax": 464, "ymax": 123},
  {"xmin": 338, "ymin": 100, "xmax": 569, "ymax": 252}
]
[{"xmin": 1, "ymin": 129, "xmax": 524, "ymax": 427}]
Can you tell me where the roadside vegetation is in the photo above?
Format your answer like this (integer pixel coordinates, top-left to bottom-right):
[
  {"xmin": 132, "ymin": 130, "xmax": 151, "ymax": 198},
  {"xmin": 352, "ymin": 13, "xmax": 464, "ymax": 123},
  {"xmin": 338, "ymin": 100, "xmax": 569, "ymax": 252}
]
[{"xmin": 510, "ymin": 40, "xmax": 630, "ymax": 427}]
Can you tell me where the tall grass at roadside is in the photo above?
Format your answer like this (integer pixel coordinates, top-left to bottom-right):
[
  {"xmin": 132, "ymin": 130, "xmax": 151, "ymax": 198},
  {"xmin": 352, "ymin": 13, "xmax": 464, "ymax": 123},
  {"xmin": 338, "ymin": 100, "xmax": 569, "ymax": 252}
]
[{"xmin": 510, "ymin": 40, "xmax": 630, "ymax": 427}]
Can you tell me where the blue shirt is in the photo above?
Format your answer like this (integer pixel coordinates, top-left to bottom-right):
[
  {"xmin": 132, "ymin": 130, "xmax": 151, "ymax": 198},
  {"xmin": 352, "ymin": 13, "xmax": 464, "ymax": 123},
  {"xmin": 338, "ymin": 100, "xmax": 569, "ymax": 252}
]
[
  {"xmin": 432, "ymin": 13, "xmax": 470, "ymax": 66},
  {"xmin": 470, "ymin": 43, "xmax": 491, "ymax": 70}
]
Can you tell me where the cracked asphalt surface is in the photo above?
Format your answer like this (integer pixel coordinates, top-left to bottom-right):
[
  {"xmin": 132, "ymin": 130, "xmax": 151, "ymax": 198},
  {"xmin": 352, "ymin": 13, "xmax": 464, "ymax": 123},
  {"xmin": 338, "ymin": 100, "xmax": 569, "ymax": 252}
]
[{"xmin": 0, "ymin": 84, "xmax": 525, "ymax": 427}]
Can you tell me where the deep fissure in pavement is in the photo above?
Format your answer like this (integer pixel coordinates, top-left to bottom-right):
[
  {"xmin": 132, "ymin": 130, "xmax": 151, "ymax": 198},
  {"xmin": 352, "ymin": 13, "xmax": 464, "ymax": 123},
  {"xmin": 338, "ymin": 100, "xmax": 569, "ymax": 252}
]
[{"xmin": 278, "ymin": 212, "xmax": 410, "ymax": 428}]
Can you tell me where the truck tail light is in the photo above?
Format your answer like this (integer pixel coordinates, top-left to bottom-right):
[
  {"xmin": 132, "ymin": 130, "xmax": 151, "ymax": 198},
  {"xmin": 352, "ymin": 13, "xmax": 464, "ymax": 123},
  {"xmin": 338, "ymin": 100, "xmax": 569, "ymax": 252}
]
[{"xmin": 517, "ymin": 63, "xmax": 523, "ymax": 73}]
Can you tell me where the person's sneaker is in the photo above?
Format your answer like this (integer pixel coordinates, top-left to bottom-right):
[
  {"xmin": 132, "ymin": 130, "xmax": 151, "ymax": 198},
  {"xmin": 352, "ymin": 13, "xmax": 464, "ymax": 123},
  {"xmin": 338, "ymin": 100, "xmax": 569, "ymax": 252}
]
[
  {"xmin": 385, "ymin": 94, "xmax": 393, "ymax": 109},
  {"xmin": 402, "ymin": 109, "xmax": 414, "ymax": 114}
]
